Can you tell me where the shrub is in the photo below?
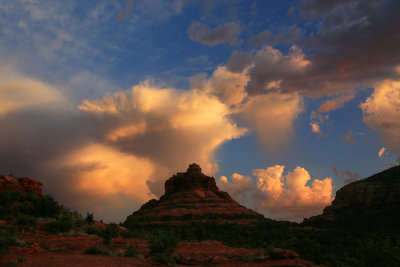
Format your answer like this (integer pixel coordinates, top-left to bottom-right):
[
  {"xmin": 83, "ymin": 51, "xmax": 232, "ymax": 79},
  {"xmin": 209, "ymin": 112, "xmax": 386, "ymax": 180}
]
[
  {"xmin": 86, "ymin": 225, "xmax": 101, "ymax": 236},
  {"xmin": 85, "ymin": 212, "xmax": 94, "ymax": 224},
  {"xmin": 14, "ymin": 214, "xmax": 37, "ymax": 226},
  {"xmin": 0, "ymin": 225, "xmax": 24, "ymax": 253},
  {"xmin": 32, "ymin": 195, "xmax": 63, "ymax": 217},
  {"xmin": 45, "ymin": 215, "xmax": 74, "ymax": 233},
  {"xmin": 122, "ymin": 244, "xmax": 138, "ymax": 257},
  {"xmin": 150, "ymin": 230, "xmax": 179, "ymax": 266},
  {"xmin": 84, "ymin": 246, "xmax": 108, "ymax": 255},
  {"xmin": 101, "ymin": 223, "xmax": 120, "ymax": 245}
]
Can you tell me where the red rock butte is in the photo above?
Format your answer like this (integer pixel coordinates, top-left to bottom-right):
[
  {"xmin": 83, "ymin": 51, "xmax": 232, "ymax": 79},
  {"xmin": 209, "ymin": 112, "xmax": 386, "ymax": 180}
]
[
  {"xmin": 0, "ymin": 175, "xmax": 43, "ymax": 196},
  {"xmin": 125, "ymin": 163, "xmax": 263, "ymax": 225}
]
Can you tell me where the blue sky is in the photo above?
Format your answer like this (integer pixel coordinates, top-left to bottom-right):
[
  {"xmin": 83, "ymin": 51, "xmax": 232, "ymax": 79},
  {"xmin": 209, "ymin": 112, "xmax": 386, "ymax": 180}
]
[{"xmin": 0, "ymin": 0, "xmax": 399, "ymax": 222}]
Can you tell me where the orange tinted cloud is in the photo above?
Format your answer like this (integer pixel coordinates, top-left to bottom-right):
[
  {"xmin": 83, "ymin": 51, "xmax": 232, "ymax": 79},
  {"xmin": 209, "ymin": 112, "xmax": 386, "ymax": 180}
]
[
  {"xmin": 378, "ymin": 147, "xmax": 386, "ymax": 158},
  {"xmin": 79, "ymin": 80, "xmax": 246, "ymax": 195},
  {"xmin": 56, "ymin": 143, "xmax": 155, "ymax": 202},
  {"xmin": 239, "ymin": 92, "xmax": 303, "ymax": 151},
  {"xmin": 219, "ymin": 165, "xmax": 333, "ymax": 221},
  {"xmin": 317, "ymin": 93, "xmax": 354, "ymax": 113}
]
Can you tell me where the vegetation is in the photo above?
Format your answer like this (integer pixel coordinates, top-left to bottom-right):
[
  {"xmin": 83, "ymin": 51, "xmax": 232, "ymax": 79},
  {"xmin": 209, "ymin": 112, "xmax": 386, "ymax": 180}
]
[
  {"xmin": 122, "ymin": 244, "xmax": 138, "ymax": 257},
  {"xmin": 0, "ymin": 224, "xmax": 24, "ymax": 253},
  {"xmin": 84, "ymin": 246, "xmax": 109, "ymax": 255},
  {"xmin": 149, "ymin": 230, "xmax": 179, "ymax": 266},
  {"xmin": 101, "ymin": 223, "xmax": 120, "ymax": 245},
  {"xmin": 121, "ymin": 219, "xmax": 400, "ymax": 267}
]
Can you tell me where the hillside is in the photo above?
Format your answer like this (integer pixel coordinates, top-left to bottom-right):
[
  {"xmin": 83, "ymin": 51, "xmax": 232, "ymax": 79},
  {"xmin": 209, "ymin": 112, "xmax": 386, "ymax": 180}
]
[{"xmin": 303, "ymin": 165, "xmax": 400, "ymax": 227}]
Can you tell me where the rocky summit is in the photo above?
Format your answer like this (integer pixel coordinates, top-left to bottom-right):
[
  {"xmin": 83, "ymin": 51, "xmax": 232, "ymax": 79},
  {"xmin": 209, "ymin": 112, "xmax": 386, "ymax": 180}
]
[
  {"xmin": 125, "ymin": 163, "xmax": 263, "ymax": 225},
  {"xmin": 0, "ymin": 175, "xmax": 43, "ymax": 196},
  {"xmin": 303, "ymin": 165, "xmax": 400, "ymax": 227}
]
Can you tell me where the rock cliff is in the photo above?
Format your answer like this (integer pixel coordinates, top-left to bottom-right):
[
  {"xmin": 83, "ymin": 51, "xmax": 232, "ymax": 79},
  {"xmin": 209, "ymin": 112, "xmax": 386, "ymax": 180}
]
[
  {"xmin": 125, "ymin": 163, "xmax": 263, "ymax": 225},
  {"xmin": 0, "ymin": 175, "xmax": 43, "ymax": 196},
  {"xmin": 303, "ymin": 165, "xmax": 400, "ymax": 227}
]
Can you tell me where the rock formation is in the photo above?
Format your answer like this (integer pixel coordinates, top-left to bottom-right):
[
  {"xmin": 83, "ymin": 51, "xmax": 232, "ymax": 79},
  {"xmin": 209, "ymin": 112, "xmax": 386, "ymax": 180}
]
[
  {"xmin": 303, "ymin": 165, "xmax": 400, "ymax": 227},
  {"xmin": 0, "ymin": 175, "xmax": 43, "ymax": 196},
  {"xmin": 125, "ymin": 163, "xmax": 263, "ymax": 225}
]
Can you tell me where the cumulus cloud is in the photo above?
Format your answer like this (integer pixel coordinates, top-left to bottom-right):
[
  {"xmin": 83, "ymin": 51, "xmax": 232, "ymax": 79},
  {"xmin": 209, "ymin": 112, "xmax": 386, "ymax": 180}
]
[
  {"xmin": 190, "ymin": 66, "xmax": 249, "ymax": 108},
  {"xmin": 219, "ymin": 165, "xmax": 333, "ymax": 221},
  {"xmin": 79, "ymin": 80, "xmax": 246, "ymax": 195},
  {"xmin": 239, "ymin": 92, "xmax": 303, "ymax": 151},
  {"xmin": 188, "ymin": 21, "xmax": 242, "ymax": 46},
  {"xmin": 360, "ymin": 79, "xmax": 400, "ymax": 154},
  {"xmin": 190, "ymin": 66, "xmax": 304, "ymax": 150},
  {"xmin": 0, "ymin": 67, "xmax": 249, "ymax": 222},
  {"xmin": 244, "ymin": 45, "xmax": 310, "ymax": 95},
  {"xmin": 218, "ymin": 173, "xmax": 253, "ymax": 203}
]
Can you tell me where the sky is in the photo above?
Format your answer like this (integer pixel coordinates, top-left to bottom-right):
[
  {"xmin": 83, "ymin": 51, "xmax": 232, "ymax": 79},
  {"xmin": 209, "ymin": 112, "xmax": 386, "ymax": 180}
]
[{"xmin": 0, "ymin": 0, "xmax": 399, "ymax": 223}]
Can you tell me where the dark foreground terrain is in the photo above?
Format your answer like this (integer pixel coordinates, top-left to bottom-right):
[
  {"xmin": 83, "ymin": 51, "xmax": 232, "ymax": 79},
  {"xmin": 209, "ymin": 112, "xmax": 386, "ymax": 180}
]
[{"xmin": 1, "ymin": 165, "xmax": 400, "ymax": 266}]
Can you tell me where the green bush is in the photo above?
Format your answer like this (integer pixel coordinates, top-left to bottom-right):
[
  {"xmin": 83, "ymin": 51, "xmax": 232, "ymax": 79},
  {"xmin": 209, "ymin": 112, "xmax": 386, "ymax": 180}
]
[
  {"xmin": 14, "ymin": 214, "xmax": 37, "ymax": 226},
  {"xmin": 85, "ymin": 212, "xmax": 94, "ymax": 224},
  {"xmin": 122, "ymin": 244, "xmax": 138, "ymax": 257},
  {"xmin": 86, "ymin": 225, "xmax": 101, "ymax": 236},
  {"xmin": 101, "ymin": 223, "xmax": 120, "ymax": 245},
  {"xmin": 150, "ymin": 230, "xmax": 179, "ymax": 266},
  {"xmin": 45, "ymin": 215, "xmax": 74, "ymax": 233},
  {"xmin": 84, "ymin": 246, "xmax": 108, "ymax": 255},
  {"xmin": 0, "ymin": 225, "xmax": 24, "ymax": 253}
]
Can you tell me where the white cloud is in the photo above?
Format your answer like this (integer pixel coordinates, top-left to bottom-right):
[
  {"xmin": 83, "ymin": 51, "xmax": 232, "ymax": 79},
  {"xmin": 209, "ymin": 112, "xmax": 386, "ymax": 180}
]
[{"xmin": 360, "ymin": 79, "xmax": 400, "ymax": 153}]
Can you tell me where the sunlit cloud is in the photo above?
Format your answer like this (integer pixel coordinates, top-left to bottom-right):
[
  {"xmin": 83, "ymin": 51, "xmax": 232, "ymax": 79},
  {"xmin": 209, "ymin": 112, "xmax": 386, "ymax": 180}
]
[
  {"xmin": 79, "ymin": 80, "xmax": 247, "ymax": 195},
  {"xmin": 361, "ymin": 79, "xmax": 400, "ymax": 154},
  {"xmin": 309, "ymin": 111, "xmax": 329, "ymax": 137},
  {"xmin": 240, "ymin": 92, "xmax": 303, "ymax": 151},
  {"xmin": 54, "ymin": 143, "xmax": 155, "ymax": 202},
  {"xmin": 219, "ymin": 165, "xmax": 333, "ymax": 221},
  {"xmin": 317, "ymin": 93, "xmax": 355, "ymax": 113},
  {"xmin": 378, "ymin": 147, "xmax": 386, "ymax": 158}
]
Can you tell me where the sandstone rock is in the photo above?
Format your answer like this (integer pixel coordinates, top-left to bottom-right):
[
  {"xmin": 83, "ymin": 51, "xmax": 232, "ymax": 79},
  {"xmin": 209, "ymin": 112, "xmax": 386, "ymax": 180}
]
[
  {"xmin": 303, "ymin": 165, "xmax": 400, "ymax": 227},
  {"xmin": 125, "ymin": 163, "xmax": 263, "ymax": 225},
  {"xmin": 0, "ymin": 175, "xmax": 43, "ymax": 196}
]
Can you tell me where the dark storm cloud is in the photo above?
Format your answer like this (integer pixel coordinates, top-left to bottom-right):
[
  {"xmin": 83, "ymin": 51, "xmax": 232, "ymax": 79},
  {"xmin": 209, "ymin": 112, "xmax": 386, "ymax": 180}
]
[
  {"xmin": 229, "ymin": 0, "xmax": 400, "ymax": 97},
  {"xmin": 291, "ymin": 0, "xmax": 400, "ymax": 93}
]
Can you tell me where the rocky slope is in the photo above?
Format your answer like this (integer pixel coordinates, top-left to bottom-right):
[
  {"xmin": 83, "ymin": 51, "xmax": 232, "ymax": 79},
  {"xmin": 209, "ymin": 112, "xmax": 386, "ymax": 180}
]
[
  {"xmin": 125, "ymin": 163, "xmax": 263, "ymax": 225},
  {"xmin": 303, "ymin": 165, "xmax": 400, "ymax": 227},
  {"xmin": 0, "ymin": 175, "xmax": 43, "ymax": 196}
]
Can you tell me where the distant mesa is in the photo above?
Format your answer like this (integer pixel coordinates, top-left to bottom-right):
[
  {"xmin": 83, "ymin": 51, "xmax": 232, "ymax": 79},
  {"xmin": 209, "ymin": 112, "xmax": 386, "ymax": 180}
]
[
  {"xmin": 0, "ymin": 175, "xmax": 43, "ymax": 196},
  {"xmin": 125, "ymin": 163, "xmax": 263, "ymax": 225},
  {"xmin": 303, "ymin": 165, "xmax": 400, "ymax": 227}
]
